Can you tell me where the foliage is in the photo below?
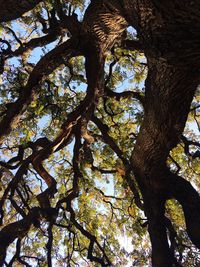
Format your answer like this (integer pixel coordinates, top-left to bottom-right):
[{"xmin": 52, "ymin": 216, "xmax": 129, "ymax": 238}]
[{"xmin": 0, "ymin": 1, "xmax": 199, "ymax": 266}]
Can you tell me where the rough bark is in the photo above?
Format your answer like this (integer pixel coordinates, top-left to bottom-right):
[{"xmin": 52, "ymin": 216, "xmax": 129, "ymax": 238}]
[
  {"xmin": 0, "ymin": 0, "xmax": 42, "ymax": 22},
  {"xmin": 131, "ymin": 60, "xmax": 200, "ymax": 266},
  {"xmin": 123, "ymin": 0, "xmax": 200, "ymax": 265},
  {"xmin": 0, "ymin": 1, "xmax": 200, "ymax": 266}
]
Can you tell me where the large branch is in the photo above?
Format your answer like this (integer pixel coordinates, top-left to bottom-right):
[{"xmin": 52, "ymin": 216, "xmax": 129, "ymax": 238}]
[
  {"xmin": 0, "ymin": 38, "xmax": 80, "ymax": 145},
  {"xmin": 0, "ymin": 0, "xmax": 42, "ymax": 22},
  {"xmin": 168, "ymin": 170, "xmax": 200, "ymax": 249},
  {"xmin": 0, "ymin": 207, "xmax": 57, "ymax": 265},
  {"xmin": 92, "ymin": 115, "xmax": 143, "ymax": 210},
  {"xmin": 0, "ymin": 0, "xmax": 128, "ymax": 145},
  {"xmin": 0, "ymin": 207, "xmax": 40, "ymax": 265},
  {"xmin": 31, "ymin": 47, "xmax": 106, "ymax": 209},
  {"xmin": 30, "ymin": 0, "xmax": 130, "ymax": 193},
  {"xmin": 1, "ymin": 14, "xmax": 82, "ymax": 69}
]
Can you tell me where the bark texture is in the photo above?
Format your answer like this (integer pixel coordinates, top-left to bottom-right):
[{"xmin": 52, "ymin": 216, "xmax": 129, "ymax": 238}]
[
  {"xmin": 0, "ymin": 0, "xmax": 42, "ymax": 22},
  {"xmin": 122, "ymin": 0, "xmax": 200, "ymax": 265},
  {"xmin": 0, "ymin": 0, "xmax": 199, "ymax": 266}
]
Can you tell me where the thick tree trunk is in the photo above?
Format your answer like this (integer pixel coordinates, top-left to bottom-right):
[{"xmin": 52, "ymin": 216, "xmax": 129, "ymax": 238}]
[
  {"xmin": 126, "ymin": 1, "xmax": 200, "ymax": 265},
  {"xmin": 131, "ymin": 59, "xmax": 200, "ymax": 265},
  {"xmin": 0, "ymin": 1, "xmax": 200, "ymax": 266}
]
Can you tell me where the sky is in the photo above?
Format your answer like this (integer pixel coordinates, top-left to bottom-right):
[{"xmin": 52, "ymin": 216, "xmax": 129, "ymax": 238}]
[{"xmin": 1, "ymin": 1, "xmax": 199, "ymax": 266}]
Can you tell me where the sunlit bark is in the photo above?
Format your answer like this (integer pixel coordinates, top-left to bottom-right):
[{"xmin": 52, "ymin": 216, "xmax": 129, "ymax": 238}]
[{"xmin": 0, "ymin": 1, "xmax": 199, "ymax": 266}]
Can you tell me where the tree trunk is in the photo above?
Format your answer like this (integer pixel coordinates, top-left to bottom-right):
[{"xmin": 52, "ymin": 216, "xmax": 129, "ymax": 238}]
[
  {"xmin": 0, "ymin": 1, "xmax": 200, "ymax": 266},
  {"xmin": 124, "ymin": 0, "xmax": 200, "ymax": 265},
  {"xmin": 131, "ymin": 58, "xmax": 200, "ymax": 265}
]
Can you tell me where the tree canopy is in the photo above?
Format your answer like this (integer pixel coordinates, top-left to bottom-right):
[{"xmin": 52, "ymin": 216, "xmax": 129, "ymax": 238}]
[{"xmin": 0, "ymin": 1, "xmax": 200, "ymax": 266}]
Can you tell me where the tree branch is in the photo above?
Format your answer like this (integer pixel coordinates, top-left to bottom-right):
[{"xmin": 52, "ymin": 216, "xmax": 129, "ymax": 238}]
[
  {"xmin": 0, "ymin": 38, "xmax": 80, "ymax": 144},
  {"xmin": 121, "ymin": 39, "xmax": 143, "ymax": 52},
  {"xmin": 0, "ymin": 0, "xmax": 42, "ymax": 22}
]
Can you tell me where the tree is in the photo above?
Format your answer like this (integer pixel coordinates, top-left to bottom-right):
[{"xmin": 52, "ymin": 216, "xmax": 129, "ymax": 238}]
[{"xmin": 0, "ymin": 0, "xmax": 199, "ymax": 266}]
